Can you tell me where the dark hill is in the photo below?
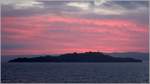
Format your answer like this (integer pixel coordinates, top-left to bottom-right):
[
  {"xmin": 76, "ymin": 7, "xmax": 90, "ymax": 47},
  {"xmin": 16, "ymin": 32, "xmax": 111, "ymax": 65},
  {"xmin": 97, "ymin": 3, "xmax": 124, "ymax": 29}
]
[{"xmin": 8, "ymin": 52, "xmax": 142, "ymax": 62}]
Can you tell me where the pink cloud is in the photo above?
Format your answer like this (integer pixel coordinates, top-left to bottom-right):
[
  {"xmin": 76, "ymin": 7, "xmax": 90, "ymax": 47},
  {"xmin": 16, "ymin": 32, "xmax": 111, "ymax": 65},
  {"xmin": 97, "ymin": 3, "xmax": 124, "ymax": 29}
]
[{"xmin": 1, "ymin": 15, "xmax": 149, "ymax": 55}]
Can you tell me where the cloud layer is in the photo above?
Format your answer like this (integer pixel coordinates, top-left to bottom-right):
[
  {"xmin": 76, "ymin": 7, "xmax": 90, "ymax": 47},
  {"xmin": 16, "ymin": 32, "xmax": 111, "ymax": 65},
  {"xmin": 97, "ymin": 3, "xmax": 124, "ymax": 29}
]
[{"xmin": 1, "ymin": 0, "xmax": 149, "ymax": 55}]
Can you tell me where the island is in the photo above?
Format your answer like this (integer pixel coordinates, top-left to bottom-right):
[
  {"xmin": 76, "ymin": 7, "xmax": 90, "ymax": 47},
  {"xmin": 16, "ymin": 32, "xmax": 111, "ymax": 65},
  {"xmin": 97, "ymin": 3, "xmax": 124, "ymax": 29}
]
[{"xmin": 8, "ymin": 52, "xmax": 142, "ymax": 62}]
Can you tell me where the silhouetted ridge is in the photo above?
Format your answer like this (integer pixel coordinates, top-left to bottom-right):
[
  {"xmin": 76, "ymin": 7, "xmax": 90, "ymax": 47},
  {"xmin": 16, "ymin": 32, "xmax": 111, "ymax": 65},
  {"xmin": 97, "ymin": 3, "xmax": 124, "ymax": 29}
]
[{"xmin": 9, "ymin": 52, "xmax": 142, "ymax": 62}]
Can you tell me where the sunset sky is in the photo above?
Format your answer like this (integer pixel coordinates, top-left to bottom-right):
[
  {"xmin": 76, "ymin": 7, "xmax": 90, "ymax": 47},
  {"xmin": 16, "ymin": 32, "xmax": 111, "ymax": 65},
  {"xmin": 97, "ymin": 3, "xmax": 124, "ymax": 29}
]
[{"xmin": 1, "ymin": 0, "xmax": 149, "ymax": 56}]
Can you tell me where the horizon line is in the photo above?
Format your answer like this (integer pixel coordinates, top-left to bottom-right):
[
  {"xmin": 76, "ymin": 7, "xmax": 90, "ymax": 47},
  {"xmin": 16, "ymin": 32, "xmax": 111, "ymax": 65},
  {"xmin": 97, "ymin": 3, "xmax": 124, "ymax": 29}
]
[{"xmin": 1, "ymin": 51, "xmax": 149, "ymax": 57}]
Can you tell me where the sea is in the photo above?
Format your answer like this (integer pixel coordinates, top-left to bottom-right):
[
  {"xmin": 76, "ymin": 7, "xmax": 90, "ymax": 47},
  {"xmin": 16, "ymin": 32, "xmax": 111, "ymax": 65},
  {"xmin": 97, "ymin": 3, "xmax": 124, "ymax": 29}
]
[{"xmin": 1, "ymin": 62, "xmax": 149, "ymax": 83}]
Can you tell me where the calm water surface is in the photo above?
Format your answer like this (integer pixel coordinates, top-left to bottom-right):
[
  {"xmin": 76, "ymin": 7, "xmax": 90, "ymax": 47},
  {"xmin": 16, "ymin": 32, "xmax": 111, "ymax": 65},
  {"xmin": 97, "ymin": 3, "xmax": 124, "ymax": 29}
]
[{"xmin": 1, "ymin": 62, "xmax": 149, "ymax": 83}]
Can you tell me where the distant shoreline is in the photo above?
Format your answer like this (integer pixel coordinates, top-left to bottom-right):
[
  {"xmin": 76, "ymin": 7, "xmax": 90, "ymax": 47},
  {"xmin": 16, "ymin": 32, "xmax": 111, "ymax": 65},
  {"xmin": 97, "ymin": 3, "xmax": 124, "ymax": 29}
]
[{"xmin": 8, "ymin": 52, "xmax": 142, "ymax": 63}]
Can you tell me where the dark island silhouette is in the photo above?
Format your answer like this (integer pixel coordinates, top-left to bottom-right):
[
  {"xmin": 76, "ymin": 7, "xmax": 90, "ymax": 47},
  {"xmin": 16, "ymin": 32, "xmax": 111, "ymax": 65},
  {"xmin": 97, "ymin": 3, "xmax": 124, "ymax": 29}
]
[{"xmin": 9, "ymin": 52, "xmax": 142, "ymax": 62}]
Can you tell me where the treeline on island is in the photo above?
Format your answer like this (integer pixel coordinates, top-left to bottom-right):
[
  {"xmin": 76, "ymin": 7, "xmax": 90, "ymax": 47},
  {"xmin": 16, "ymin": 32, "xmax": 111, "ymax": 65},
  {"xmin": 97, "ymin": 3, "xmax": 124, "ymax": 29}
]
[{"xmin": 9, "ymin": 52, "xmax": 142, "ymax": 62}]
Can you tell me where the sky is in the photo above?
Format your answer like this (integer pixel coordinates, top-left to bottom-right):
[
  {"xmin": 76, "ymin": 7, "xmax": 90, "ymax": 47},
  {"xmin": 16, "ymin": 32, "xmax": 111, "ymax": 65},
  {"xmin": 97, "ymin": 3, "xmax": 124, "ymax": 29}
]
[{"xmin": 1, "ymin": 0, "xmax": 149, "ymax": 56}]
